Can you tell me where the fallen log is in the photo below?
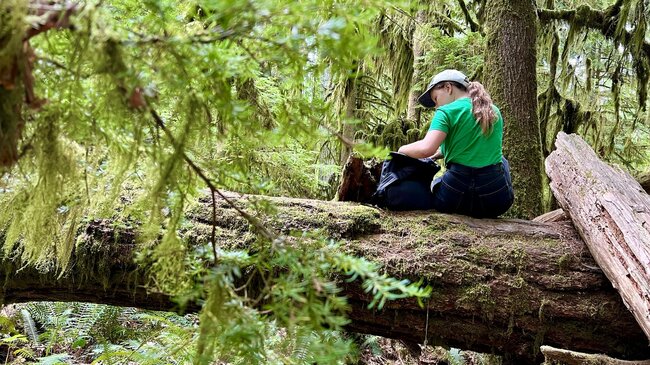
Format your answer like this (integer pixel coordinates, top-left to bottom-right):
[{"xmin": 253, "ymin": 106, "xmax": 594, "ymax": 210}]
[
  {"xmin": 2, "ymin": 193, "xmax": 650, "ymax": 363},
  {"xmin": 540, "ymin": 345, "xmax": 650, "ymax": 365},
  {"xmin": 533, "ymin": 208, "xmax": 569, "ymax": 223},
  {"xmin": 546, "ymin": 132, "xmax": 650, "ymax": 342}
]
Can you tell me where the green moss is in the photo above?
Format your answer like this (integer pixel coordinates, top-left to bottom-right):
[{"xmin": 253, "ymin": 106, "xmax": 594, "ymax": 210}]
[
  {"xmin": 456, "ymin": 283, "xmax": 495, "ymax": 313},
  {"xmin": 557, "ymin": 253, "xmax": 572, "ymax": 271},
  {"xmin": 509, "ymin": 276, "xmax": 526, "ymax": 289},
  {"xmin": 467, "ymin": 244, "xmax": 491, "ymax": 261}
]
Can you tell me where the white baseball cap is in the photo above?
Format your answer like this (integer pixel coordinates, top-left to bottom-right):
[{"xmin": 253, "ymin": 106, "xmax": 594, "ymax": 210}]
[{"xmin": 418, "ymin": 69, "xmax": 471, "ymax": 108}]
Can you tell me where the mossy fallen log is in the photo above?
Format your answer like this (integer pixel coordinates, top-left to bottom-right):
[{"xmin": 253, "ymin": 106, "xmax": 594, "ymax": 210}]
[{"xmin": 2, "ymin": 194, "xmax": 649, "ymax": 364}]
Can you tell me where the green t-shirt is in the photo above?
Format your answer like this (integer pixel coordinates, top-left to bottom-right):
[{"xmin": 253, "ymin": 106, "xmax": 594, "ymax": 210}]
[{"xmin": 428, "ymin": 97, "xmax": 503, "ymax": 168}]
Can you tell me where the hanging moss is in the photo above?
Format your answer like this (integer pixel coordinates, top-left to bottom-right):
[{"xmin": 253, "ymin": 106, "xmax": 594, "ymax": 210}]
[
  {"xmin": 613, "ymin": 0, "xmax": 633, "ymax": 42},
  {"xmin": 585, "ymin": 57, "xmax": 592, "ymax": 94},
  {"xmin": 630, "ymin": 0, "xmax": 646, "ymax": 55},
  {"xmin": 0, "ymin": 114, "xmax": 83, "ymax": 271},
  {"xmin": 559, "ymin": 24, "xmax": 577, "ymax": 77},
  {"xmin": 375, "ymin": 11, "xmax": 415, "ymax": 117},
  {"xmin": 539, "ymin": 30, "xmax": 560, "ymax": 156},
  {"xmin": 0, "ymin": 0, "xmax": 25, "ymax": 72},
  {"xmin": 235, "ymin": 76, "xmax": 274, "ymax": 129},
  {"xmin": 634, "ymin": 59, "xmax": 649, "ymax": 112},
  {"xmin": 380, "ymin": 118, "xmax": 406, "ymax": 151},
  {"xmin": 0, "ymin": 1, "xmax": 27, "ymax": 168}
]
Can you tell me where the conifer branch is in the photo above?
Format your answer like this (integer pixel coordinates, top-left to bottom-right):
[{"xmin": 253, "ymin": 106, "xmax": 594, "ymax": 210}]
[
  {"xmin": 123, "ymin": 29, "xmax": 238, "ymax": 46},
  {"xmin": 148, "ymin": 108, "xmax": 278, "ymax": 243}
]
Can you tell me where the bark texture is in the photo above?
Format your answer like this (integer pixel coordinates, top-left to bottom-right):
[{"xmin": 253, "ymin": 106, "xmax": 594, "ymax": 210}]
[
  {"xmin": 406, "ymin": 10, "xmax": 427, "ymax": 126},
  {"xmin": 339, "ymin": 63, "xmax": 360, "ymax": 165},
  {"xmin": 546, "ymin": 132, "xmax": 650, "ymax": 341},
  {"xmin": 483, "ymin": 0, "xmax": 545, "ymax": 219},
  {"xmin": 336, "ymin": 155, "xmax": 382, "ymax": 203},
  {"xmin": 2, "ymin": 194, "xmax": 650, "ymax": 363}
]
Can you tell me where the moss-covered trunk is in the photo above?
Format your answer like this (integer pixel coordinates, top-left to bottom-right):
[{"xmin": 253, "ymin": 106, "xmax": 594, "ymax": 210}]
[
  {"xmin": 2, "ymin": 196, "xmax": 650, "ymax": 363},
  {"xmin": 483, "ymin": 0, "xmax": 545, "ymax": 219},
  {"xmin": 339, "ymin": 62, "xmax": 361, "ymax": 165},
  {"xmin": 406, "ymin": 10, "xmax": 426, "ymax": 126}
]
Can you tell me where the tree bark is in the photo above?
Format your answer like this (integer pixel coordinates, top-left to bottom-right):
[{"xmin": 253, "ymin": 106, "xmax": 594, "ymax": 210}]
[
  {"xmin": 336, "ymin": 155, "xmax": 382, "ymax": 202},
  {"xmin": 545, "ymin": 132, "xmax": 650, "ymax": 341},
  {"xmin": 3, "ymin": 193, "xmax": 650, "ymax": 363},
  {"xmin": 483, "ymin": 0, "xmax": 545, "ymax": 219},
  {"xmin": 406, "ymin": 10, "xmax": 427, "ymax": 126},
  {"xmin": 0, "ymin": 1, "xmax": 78, "ymax": 167},
  {"xmin": 339, "ymin": 63, "xmax": 360, "ymax": 165}
]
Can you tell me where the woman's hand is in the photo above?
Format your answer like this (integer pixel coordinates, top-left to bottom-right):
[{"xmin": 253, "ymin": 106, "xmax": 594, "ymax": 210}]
[{"xmin": 397, "ymin": 130, "xmax": 447, "ymax": 159}]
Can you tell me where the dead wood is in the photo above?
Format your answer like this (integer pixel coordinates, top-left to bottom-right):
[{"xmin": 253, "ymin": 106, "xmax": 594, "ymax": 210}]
[
  {"xmin": 540, "ymin": 345, "xmax": 650, "ymax": 365},
  {"xmin": 546, "ymin": 132, "xmax": 650, "ymax": 342},
  {"xmin": 533, "ymin": 209, "xmax": 569, "ymax": 223}
]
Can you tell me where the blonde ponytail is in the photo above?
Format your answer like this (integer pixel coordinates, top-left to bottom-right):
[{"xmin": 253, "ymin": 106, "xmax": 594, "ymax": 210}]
[{"xmin": 467, "ymin": 81, "xmax": 497, "ymax": 135}]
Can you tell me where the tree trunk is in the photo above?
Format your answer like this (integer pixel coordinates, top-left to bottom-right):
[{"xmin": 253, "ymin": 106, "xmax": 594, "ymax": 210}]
[
  {"xmin": 483, "ymin": 0, "xmax": 545, "ymax": 219},
  {"xmin": 406, "ymin": 10, "xmax": 427, "ymax": 126},
  {"xmin": 339, "ymin": 63, "xmax": 360, "ymax": 165},
  {"xmin": 545, "ymin": 132, "xmax": 650, "ymax": 341},
  {"xmin": 3, "ymin": 194, "xmax": 650, "ymax": 363}
]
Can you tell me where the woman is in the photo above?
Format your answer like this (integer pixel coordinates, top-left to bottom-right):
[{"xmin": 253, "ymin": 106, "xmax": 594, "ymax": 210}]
[{"xmin": 398, "ymin": 69, "xmax": 514, "ymax": 218}]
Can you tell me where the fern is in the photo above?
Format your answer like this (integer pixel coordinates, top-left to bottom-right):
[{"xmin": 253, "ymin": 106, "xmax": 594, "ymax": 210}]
[{"xmin": 19, "ymin": 309, "xmax": 39, "ymax": 345}]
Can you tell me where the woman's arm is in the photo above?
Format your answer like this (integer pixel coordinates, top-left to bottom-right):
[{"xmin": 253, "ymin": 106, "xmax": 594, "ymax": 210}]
[{"xmin": 398, "ymin": 130, "xmax": 447, "ymax": 159}]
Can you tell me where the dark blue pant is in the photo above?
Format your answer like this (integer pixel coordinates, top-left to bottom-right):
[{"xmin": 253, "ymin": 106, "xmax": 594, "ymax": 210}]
[{"xmin": 431, "ymin": 157, "xmax": 514, "ymax": 218}]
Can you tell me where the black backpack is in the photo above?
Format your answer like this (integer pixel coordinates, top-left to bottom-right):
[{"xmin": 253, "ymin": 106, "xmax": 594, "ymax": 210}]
[{"xmin": 371, "ymin": 152, "xmax": 440, "ymax": 211}]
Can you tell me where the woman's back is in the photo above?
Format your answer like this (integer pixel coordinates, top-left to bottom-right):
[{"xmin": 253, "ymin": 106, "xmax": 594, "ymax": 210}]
[
  {"xmin": 429, "ymin": 97, "xmax": 503, "ymax": 168},
  {"xmin": 397, "ymin": 69, "xmax": 514, "ymax": 217}
]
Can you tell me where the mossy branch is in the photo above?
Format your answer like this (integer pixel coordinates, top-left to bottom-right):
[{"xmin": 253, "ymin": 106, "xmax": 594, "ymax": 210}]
[
  {"xmin": 537, "ymin": 2, "xmax": 650, "ymax": 60},
  {"xmin": 456, "ymin": 0, "xmax": 481, "ymax": 33},
  {"xmin": 24, "ymin": 1, "xmax": 79, "ymax": 40},
  {"xmin": 148, "ymin": 108, "xmax": 277, "ymax": 242}
]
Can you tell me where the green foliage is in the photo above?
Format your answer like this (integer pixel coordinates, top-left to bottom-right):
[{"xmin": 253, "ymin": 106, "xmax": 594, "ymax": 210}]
[
  {"xmin": 352, "ymin": 24, "xmax": 485, "ymax": 151},
  {"xmin": 91, "ymin": 311, "xmax": 198, "ymax": 365},
  {"xmin": 185, "ymin": 235, "xmax": 429, "ymax": 364},
  {"xmin": 0, "ymin": 0, "xmax": 25, "ymax": 72},
  {"xmin": 3, "ymin": 0, "xmax": 650, "ymax": 363},
  {"xmin": 1, "ymin": 3, "xmax": 432, "ymax": 363},
  {"xmin": 7, "ymin": 303, "xmax": 198, "ymax": 364},
  {"xmin": 536, "ymin": 0, "xmax": 650, "ymax": 170},
  {"xmin": 20, "ymin": 302, "xmax": 131, "ymax": 352}
]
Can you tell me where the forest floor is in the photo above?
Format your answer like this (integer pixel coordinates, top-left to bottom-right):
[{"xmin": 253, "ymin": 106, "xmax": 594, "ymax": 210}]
[{"xmin": 357, "ymin": 336, "xmax": 501, "ymax": 365}]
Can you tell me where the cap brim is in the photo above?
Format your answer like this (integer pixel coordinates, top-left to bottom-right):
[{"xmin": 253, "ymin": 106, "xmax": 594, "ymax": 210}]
[{"xmin": 417, "ymin": 86, "xmax": 436, "ymax": 108}]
